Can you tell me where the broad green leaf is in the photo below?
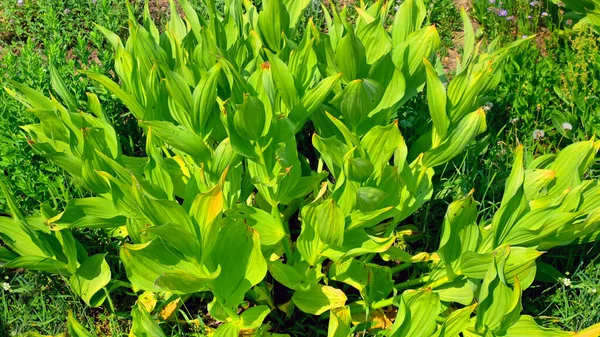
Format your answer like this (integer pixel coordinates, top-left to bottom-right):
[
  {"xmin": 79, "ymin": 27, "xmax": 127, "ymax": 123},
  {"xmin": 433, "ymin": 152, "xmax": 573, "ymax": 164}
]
[
  {"xmin": 461, "ymin": 247, "xmax": 541, "ymax": 288},
  {"xmin": 432, "ymin": 304, "xmax": 476, "ymax": 337},
  {"xmin": 130, "ymin": 302, "xmax": 167, "ymax": 337},
  {"xmin": 67, "ymin": 312, "xmax": 95, "ymax": 337},
  {"xmin": 230, "ymin": 205, "xmax": 286, "ymax": 247},
  {"xmin": 358, "ymin": 17, "xmax": 392, "ymax": 64},
  {"xmin": 47, "ymin": 197, "xmax": 126, "ymax": 230},
  {"xmin": 189, "ymin": 185, "xmax": 224, "ymax": 258},
  {"xmin": 523, "ymin": 169, "xmax": 556, "ymax": 200},
  {"xmin": 241, "ymin": 305, "xmax": 271, "ymax": 330},
  {"xmin": 0, "ymin": 217, "xmax": 46, "ymax": 257},
  {"xmin": 316, "ymin": 200, "xmax": 345, "ymax": 247},
  {"xmin": 292, "ymin": 284, "xmax": 347, "ymax": 315},
  {"xmin": 475, "ymin": 250, "xmax": 522, "ymax": 334},
  {"xmin": 391, "ymin": 0, "xmax": 426, "ymax": 45},
  {"xmin": 192, "ymin": 63, "xmax": 221, "ymax": 135},
  {"xmin": 258, "ymin": 0, "xmax": 290, "ymax": 52},
  {"xmin": 335, "ymin": 27, "xmax": 367, "ymax": 82},
  {"xmin": 288, "ymin": 73, "xmax": 342, "ymax": 131},
  {"xmin": 266, "ymin": 49, "xmax": 299, "ymax": 111},
  {"xmin": 434, "ymin": 276, "xmax": 475, "ymax": 306},
  {"xmin": 321, "ymin": 229, "xmax": 396, "ymax": 261},
  {"xmin": 392, "ymin": 289, "xmax": 440, "ymax": 337},
  {"xmin": 313, "ymin": 134, "xmax": 348, "ymax": 179},
  {"xmin": 461, "ymin": 8, "xmax": 475, "ymax": 65},
  {"xmin": 83, "ymin": 71, "xmax": 145, "ymax": 120},
  {"xmin": 143, "ymin": 121, "xmax": 211, "ymax": 163},
  {"xmin": 548, "ymin": 140, "xmax": 599, "ymax": 195},
  {"xmin": 268, "ymin": 259, "xmax": 311, "ymax": 291},
  {"xmin": 69, "ymin": 254, "xmax": 111, "ymax": 307},
  {"xmin": 49, "ymin": 63, "xmax": 78, "ymax": 110},
  {"xmin": 332, "ymin": 79, "xmax": 383, "ymax": 131},
  {"xmin": 234, "ymin": 95, "xmax": 269, "ymax": 141},
  {"xmin": 422, "ymin": 108, "xmax": 487, "ymax": 168},
  {"xmin": 2, "ymin": 256, "xmax": 70, "ymax": 275},
  {"xmin": 499, "ymin": 315, "xmax": 571, "ymax": 337},
  {"xmin": 95, "ymin": 24, "xmax": 122, "ymax": 49},
  {"xmin": 328, "ymin": 306, "xmax": 352, "ymax": 337},
  {"xmin": 210, "ymin": 220, "xmax": 268, "ymax": 308},
  {"xmin": 356, "ymin": 187, "xmax": 387, "ymax": 212},
  {"xmin": 297, "ymin": 203, "xmax": 327, "ymax": 266},
  {"xmin": 346, "ymin": 158, "xmax": 374, "ymax": 183},
  {"xmin": 121, "ymin": 240, "xmax": 213, "ymax": 293},
  {"xmin": 283, "ymin": 0, "xmax": 310, "ymax": 29},
  {"xmin": 438, "ymin": 192, "xmax": 479, "ymax": 278},
  {"xmin": 424, "ymin": 58, "xmax": 449, "ymax": 142},
  {"xmin": 361, "ymin": 122, "xmax": 403, "ymax": 176},
  {"xmin": 8, "ymin": 81, "xmax": 54, "ymax": 111}
]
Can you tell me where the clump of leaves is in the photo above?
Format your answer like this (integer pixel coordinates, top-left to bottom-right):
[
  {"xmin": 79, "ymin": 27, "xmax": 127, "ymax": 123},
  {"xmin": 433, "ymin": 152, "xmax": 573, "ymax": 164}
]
[{"xmin": 2, "ymin": 0, "xmax": 600, "ymax": 336}]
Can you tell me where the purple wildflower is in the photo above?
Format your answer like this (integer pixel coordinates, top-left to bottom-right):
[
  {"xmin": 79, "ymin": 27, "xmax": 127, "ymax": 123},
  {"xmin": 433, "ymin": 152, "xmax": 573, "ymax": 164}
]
[
  {"xmin": 541, "ymin": 12, "xmax": 548, "ymax": 17},
  {"xmin": 64, "ymin": 8, "xmax": 70, "ymax": 14},
  {"xmin": 498, "ymin": 9, "xmax": 508, "ymax": 16}
]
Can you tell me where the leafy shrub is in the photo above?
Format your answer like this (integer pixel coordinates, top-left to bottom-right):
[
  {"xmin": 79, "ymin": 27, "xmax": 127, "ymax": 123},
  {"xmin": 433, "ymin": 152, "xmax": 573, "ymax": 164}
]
[
  {"xmin": 553, "ymin": 0, "xmax": 600, "ymax": 31},
  {"xmin": 3, "ymin": 0, "xmax": 600, "ymax": 336}
]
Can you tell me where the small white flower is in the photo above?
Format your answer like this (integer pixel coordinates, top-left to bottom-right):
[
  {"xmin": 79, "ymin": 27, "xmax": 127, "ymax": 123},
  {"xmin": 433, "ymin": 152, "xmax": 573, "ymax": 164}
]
[
  {"xmin": 593, "ymin": 288, "xmax": 597, "ymax": 293},
  {"xmin": 566, "ymin": 271, "xmax": 570, "ymax": 276},
  {"xmin": 533, "ymin": 129, "xmax": 545, "ymax": 140},
  {"xmin": 483, "ymin": 102, "xmax": 493, "ymax": 112},
  {"xmin": 17, "ymin": 0, "xmax": 24, "ymax": 6},
  {"xmin": 510, "ymin": 117, "xmax": 520, "ymax": 124},
  {"xmin": 562, "ymin": 278, "xmax": 572, "ymax": 287},
  {"xmin": 2, "ymin": 282, "xmax": 10, "ymax": 291},
  {"xmin": 562, "ymin": 122, "xmax": 572, "ymax": 131}
]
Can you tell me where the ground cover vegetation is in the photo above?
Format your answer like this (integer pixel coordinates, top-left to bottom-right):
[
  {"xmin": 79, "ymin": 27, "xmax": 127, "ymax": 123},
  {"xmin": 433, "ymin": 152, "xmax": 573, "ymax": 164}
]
[{"xmin": 2, "ymin": 0, "xmax": 600, "ymax": 336}]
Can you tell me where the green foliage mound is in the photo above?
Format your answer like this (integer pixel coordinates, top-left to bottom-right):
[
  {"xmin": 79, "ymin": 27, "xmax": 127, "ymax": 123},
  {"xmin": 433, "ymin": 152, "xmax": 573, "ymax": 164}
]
[{"xmin": 3, "ymin": 0, "xmax": 600, "ymax": 336}]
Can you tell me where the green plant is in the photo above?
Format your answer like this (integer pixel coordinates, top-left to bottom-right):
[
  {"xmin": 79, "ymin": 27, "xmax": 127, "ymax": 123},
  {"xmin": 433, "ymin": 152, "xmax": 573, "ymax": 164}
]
[
  {"xmin": 552, "ymin": 0, "xmax": 600, "ymax": 31},
  {"xmin": 3, "ymin": 0, "xmax": 600, "ymax": 336}
]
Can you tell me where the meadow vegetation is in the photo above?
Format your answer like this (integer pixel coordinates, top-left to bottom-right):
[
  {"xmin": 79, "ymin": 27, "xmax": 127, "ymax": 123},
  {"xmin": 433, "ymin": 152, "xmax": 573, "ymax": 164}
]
[{"xmin": 1, "ymin": 0, "xmax": 600, "ymax": 336}]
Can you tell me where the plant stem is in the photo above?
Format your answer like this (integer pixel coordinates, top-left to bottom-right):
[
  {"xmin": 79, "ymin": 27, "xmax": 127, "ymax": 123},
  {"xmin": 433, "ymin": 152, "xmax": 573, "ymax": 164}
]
[
  {"xmin": 104, "ymin": 288, "xmax": 116, "ymax": 312},
  {"xmin": 394, "ymin": 275, "xmax": 430, "ymax": 290},
  {"xmin": 371, "ymin": 296, "xmax": 395, "ymax": 310},
  {"xmin": 282, "ymin": 199, "xmax": 300, "ymax": 222},
  {"xmin": 220, "ymin": 299, "xmax": 241, "ymax": 323},
  {"xmin": 390, "ymin": 262, "xmax": 412, "ymax": 274},
  {"xmin": 369, "ymin": 275, "xmax": 433, "ymax": 310},
  {"xmin": 272, "ymin": 203, "xmax": 294, "ymax": 265}
]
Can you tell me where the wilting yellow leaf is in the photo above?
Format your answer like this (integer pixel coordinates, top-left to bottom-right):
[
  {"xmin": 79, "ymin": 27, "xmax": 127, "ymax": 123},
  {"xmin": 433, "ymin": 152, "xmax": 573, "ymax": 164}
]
[
  {"xmin": 159, "ymin": 298, "xmax": 181, "ymax": 321},
  {"xmin": 138, "ymin": 292, "xmax": 157, "ymax": 313}
]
